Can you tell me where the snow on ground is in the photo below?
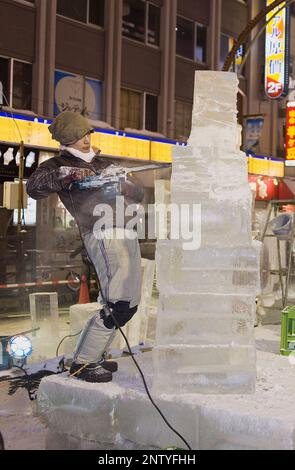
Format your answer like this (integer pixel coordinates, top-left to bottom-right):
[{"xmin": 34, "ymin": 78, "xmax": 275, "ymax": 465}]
[{"xmin": 0, "ymin": 324, "xmax": 294, "ymax": 450}]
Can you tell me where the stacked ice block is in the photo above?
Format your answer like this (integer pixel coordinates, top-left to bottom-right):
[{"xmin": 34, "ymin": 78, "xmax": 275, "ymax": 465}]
[{"xmin": 152, "ymin": 71, "xmax": 260, "ymax": 394}]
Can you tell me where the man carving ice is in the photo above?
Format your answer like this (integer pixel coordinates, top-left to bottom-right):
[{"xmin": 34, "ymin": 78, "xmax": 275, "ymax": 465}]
[{"xmin": 27, "ymin": 111, "xmax": 144, "ymax": 383}]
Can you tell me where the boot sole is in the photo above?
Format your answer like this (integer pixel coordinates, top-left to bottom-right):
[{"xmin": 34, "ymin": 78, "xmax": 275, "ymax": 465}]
[{"xmin": 75, "ymin": 375, "xmax": 113, "ymax": 383}]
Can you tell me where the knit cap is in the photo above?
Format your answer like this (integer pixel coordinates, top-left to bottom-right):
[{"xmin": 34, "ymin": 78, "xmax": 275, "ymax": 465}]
[{"xmin": 49, "ymin": 111, "xmax": 94, "ymax": 145}]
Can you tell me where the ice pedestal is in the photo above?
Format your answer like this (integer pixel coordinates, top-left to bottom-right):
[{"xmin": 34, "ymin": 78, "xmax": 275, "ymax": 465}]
[
  {"xmin": 37, "ymin": 334, "xmax": 295, "ymax": 450},
  {"xmin": 152, "ymin": 71, "xmax": 259, "ymax": 394}
]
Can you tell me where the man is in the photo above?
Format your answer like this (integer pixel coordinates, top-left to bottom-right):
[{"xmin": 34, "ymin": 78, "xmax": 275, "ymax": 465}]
[{"xmin": 27, "ymin": 111, "xmax": 143, "ymax": 383}]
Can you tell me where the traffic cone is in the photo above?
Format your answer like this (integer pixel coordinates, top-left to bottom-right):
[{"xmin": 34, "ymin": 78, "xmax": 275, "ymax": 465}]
[{"xmin": 78, "ymin": 274, "xmax": 90, "ymax": 304}]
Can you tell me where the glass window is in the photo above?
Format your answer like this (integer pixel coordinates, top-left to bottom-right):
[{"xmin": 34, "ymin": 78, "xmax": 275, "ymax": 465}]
[
  {"xmin": 57, "ymin": 0, "xmax": 87, "ymax": 23},
  {"xmin": 148, "ymin": 4, "xmax": 160, "ymax": 46},
  {"xmin": 196, "ymin": 24, "xmax": 206, "ymax": 63},
  {"xmin": 89, "ymin": 0, "xmax": 104, "ymax": 27},
  {"xmin": 122, "ymin": 0, "xmax": 145, "ymax": 43},
  {"xmin": 176, "ymin": 17, "xmax": 194, "ymax": 60},
  {"xmin": 12, "ymin": 61, "xmax": 32, "ymax": 110},
  {"xmin": 0, "ymin": 57, "xmax": 9, "ymax": 106},
  {"xmin": 175, "ymin": 101, "xmax": 192, "ymax": 141},
  {"xmin": 220, "ymin": 34, "xmax": 234, "ymax": 70},
  {"xmin": 120, "ymin": 89, "xmax": 142, "ymax": 130},
  {"xmin": 145, "ymin": 94, "xmax": 158, "ymax": 132}
]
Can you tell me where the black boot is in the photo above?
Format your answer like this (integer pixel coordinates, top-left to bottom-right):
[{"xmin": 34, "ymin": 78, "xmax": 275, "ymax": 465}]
[
  {"xmin": 98, "ymin": 359, "xmax": 118, "ymax": 373},
  {"xmin": 70, "ymin": 362, "xmax": 112, "ymax": 383}
]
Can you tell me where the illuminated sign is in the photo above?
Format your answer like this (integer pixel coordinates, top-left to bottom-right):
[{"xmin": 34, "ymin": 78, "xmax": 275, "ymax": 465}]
[
  {"xmin": 247, "ymin": 155, "xmax": 284, "ymax": 178},
  {"xmin": 265, "ymin": 0, "xmax": 290, "ymax": 99},
  {"xmin": 0, "ymin": 113, "xmax": 174, "ymax": 162},
  {"xmin": 286, "ymin": 101, "xmax": 295, "ymax": 159}
]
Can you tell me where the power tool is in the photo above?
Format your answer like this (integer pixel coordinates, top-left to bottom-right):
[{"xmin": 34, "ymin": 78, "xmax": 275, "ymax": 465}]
[{"xmin": 74, "ymin": 163, "xmax": 170, "ymax": 190}]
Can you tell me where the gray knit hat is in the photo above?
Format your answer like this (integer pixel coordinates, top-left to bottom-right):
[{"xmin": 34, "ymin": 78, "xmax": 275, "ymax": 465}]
[{"xmin": 49, "ymin": 111, "xmax": 94, "ymax": 145}]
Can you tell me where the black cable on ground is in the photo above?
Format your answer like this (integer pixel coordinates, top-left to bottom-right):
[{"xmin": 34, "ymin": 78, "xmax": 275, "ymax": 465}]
[
  {"xmin": 10, "ymin": 363, "xmax": 37, "ymax": 401},
  {"xmin": 68, "ymin": 190, "xmax": 192, "ymax": 450}
]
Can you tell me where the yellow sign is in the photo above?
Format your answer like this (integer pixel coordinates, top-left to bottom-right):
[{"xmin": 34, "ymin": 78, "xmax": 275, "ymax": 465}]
[
  {"xmin": 247, "ymin": 156, "xmax": 284, "ymax": 178},
  {"xmin": 0, "ymin": 115, "xmax": 173, "ymax": 162}
]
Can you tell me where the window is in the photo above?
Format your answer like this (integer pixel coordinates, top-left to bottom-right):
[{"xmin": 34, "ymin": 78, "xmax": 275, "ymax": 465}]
[
  {"xmin": 13, "ymin": 61, "xmax": 32, "ymax": 110},
  {"xmin": 220, "ymin": 34, "xmax": 244, "ymax": 73},
  {"xmin": 175, "ymin": 101, "xmax": 192, "ymax": 141},
  {"xmin": 122, "ymin": 1, "xmax": 160, "ymax": 46},
  {"xmin": 176, "ymin": 17, "xmax": 207, "ymax": 63},
  {"xmin": 196, "ymin": 24, "xmax": 207, "ymax": 63},
  {"xmin": 220, "ymin": 34, "xmax": 235, "ymax": 70},
  {"xmin": 89, "ymin": 0, "xmax": 104, "ymax": 27},
  {"xmin": 57, "ymin": 0, "xmax": 104, "ymax": 27},
  {"xmin": 148, "ymin": 4, "xmax": 160, "ymax": 45},
  {"xmin": 120, "ymin": 89, "xmax": 158, "ymax": 131},
  {"xmin": 54, "ymin": 70, "xmax": 103, "ymax": 121},
  {"xmin": 120, "ymin": 89, "xmax": 142, "ymax": 129},
  {"xmin": 176, "ymin": 17, "xmax": 194, "ymax": 59},
  {"xmin": 145, "ymin": 94, "xmax": 158, "ymax": 132},
  {"xmin": 0, "ymin": 57, "xmax": 9, "ymax": 106},
  {"xmin": 0, "ymin": 57, "xmax": 32, "ymax": 110}
]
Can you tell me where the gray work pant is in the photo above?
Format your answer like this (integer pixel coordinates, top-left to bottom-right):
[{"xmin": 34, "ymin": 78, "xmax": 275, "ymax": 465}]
[{"xmin": 73, "ymin": 228, "xmax": 142, "ymax": 364}]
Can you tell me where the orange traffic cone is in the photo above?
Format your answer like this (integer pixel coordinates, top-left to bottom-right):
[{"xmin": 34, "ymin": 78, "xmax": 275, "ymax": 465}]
[{"xmin": 78, "ymin": 274, "xmax": 90, "ymax": 304}]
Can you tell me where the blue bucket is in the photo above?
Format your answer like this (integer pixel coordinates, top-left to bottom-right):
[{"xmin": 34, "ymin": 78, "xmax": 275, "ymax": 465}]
[
  {"xmin": 269, "ymin": 214, "xmax": 292, "ymax": 240},
  {"xmin": 0, "ymin": 337, "xmax": 13, "ymax": 371}
]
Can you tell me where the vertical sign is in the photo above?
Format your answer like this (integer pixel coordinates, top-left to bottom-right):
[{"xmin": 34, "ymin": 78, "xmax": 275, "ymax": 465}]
[
  {"xmin": 286, "ymin": 101, "xmax": 295, "ymax": 159},
  {"xmin": 265, "ymin": 0, "xmax": 290, "ymax": 99},
  {"xmin": 244, "ymin": 116, "xmax": 264, "ymax": 154}
]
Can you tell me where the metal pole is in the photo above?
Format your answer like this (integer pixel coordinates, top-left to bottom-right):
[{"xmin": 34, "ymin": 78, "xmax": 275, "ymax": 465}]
[
  {"xmin": 222, "ymin": 0, "xmax": 292, "ymax": 72},
  {"xmin": 17, "ymin": 140, "xmax": 25, "ymax": 234},
  {"xmin": 284, "ymin": 214, "xmax": 295, "ymax": 307}
]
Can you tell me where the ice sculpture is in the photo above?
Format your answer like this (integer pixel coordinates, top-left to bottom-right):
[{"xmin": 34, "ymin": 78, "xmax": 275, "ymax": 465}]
[{"xmin": 152, "ymin": 71, "xmax": 260, "ymax": 394}]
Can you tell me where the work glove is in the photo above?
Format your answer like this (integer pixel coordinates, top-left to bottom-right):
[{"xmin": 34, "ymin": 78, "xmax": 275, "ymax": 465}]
[
  {"xmin": 121, "ymin": 177, "xmax": 144, "ymax": 203},
  {"xmin": 57, "ymin": 166, "xmax": 96, "ymax": 189}
]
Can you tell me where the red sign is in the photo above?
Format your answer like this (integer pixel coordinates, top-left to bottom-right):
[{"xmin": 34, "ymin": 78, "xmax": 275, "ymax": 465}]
[
  {"xmin": 249, "ymin": 175, "xmax": 278, "ymax": 200},
  {"xmin": 286, "ymin": 101, "xmax": 295, "ymax": 159}
]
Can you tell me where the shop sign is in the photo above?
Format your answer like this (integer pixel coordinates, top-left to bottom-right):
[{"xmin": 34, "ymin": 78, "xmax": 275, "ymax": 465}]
[
  {"xmin": 247, "ymin": 155, "xmax": 284, "ymax": 178},
  {"xmin": 265, "ymin": 0, "xmax": 290, "ymax": 99},
  {"xmin": 286, "ymin": 101, "xmax": 295, "ymax": 159},
  {"xmin": 244, "ymin": 116, "xmax": 264, "ymax": 154},
  {"xmin": 248, "ymin": 175, "xmax": 279, "ymax": 200},
  {"xmin": 54, "ymin": 70, "xmax": 103, "ymax": 121}
]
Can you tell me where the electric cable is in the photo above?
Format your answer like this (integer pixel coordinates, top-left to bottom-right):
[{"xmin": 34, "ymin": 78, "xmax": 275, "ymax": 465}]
[
  {"xmin": 68, "ymin": 187, "xmax": 192, "ymax": 451},
  {"xmin": 10, "ymin": 361, "xmax": 36, "ymax": 401},
  {"xmin": 55, "ymin": 330, "xmax": 82, "ymax": 357}
]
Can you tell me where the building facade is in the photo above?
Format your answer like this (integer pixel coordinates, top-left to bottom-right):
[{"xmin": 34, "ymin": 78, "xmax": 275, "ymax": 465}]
[{"xmin": 0, "ymin": 0, "xmax": 252, "ymax": 143}]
